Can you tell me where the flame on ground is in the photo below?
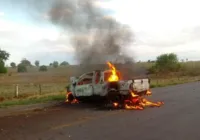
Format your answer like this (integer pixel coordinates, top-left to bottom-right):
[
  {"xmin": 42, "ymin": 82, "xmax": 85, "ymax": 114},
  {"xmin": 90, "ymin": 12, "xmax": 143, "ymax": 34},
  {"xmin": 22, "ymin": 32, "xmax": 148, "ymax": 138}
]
[
  {"xmin": 106, "ymin": 61, "xmax": 119, "ymax": 82},
  {"xmin": 66, "ymin": 90, "xmax": 164, "ymax": 109},
  {"xmin": 66, "ymin": 92, "xmax": 79, "ymax": 104},
  {"xmin": 113, "ymin": 102, "xmax": 119, "ymax": 107},
  {"xmin": 124, "ymin": 90, "xmax": 164, "ymax": 110}
]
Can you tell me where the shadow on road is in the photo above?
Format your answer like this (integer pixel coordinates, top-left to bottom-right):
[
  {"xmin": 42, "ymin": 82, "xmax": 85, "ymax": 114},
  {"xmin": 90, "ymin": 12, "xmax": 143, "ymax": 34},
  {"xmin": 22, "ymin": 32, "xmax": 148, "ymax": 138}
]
[{"xmin": 52, "ymin": 101, "xmax": 120, "ymax": 112}]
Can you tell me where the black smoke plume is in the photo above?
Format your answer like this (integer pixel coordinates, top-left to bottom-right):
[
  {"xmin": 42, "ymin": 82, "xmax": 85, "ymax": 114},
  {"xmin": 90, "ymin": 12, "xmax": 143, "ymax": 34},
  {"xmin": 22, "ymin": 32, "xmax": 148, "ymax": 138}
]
[
  {"xmin": 47, "ymin": 0, "xmax": 135, "ymax": 65},
  {"xmin": 16, "ymin": 0, "xmax": 147, "ymax": 77}
]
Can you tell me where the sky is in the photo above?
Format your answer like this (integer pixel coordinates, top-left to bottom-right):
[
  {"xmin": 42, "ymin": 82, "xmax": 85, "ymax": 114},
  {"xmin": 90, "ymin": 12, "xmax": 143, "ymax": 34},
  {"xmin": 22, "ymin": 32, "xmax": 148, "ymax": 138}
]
[{"xmin": 1, "ymin": 0, "xmax": 200, "ymax": 66}]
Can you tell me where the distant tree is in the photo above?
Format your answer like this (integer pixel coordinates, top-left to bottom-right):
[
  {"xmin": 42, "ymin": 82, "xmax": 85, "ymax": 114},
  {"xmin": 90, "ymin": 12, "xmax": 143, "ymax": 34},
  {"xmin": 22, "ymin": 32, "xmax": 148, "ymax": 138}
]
[
  {"xmin": 53, "ymin": 61, "xmax": 59, "ymax": 68},
  {"xmin": 60, "ymin": 61, "xmax": 69, "ymax": 66},
  {"xmin": 0, "ymin": 61, "xmax": 7, "ymax": 73},
  {"xmin": 10, "ymin": 62, "xmax": 16, "ymax": 68},
  {"xmin": 49, "ymin": 63, "xmax": 53, "ymax": 66},
  {"xmin": 149, "ymin": 53, "xmax": 181, "ymax": 74},
  {"xmin": 0, "ymin": 48, "xmax": 10, "ymax": 62},
  {"xmin": 124, "ymin": 60, "xmax": 134, "ymax": 64},
  {"xmin": 21, "ymin": 58, "xmax": 31, "ymax": 67},
  {"xmin": 17, "ymin": 64, "xmax": 27, "ymax": 73},
  {"xmin": 35, "ymin": 60, "xmax": 40, "ymax": 67},
  {"xmin": 39, "ymin": 65, "xmax": 47, "ymax": 72},
  {"xmin": 0, "ymin": 48, "xmax": 10, "ymax": 73}
]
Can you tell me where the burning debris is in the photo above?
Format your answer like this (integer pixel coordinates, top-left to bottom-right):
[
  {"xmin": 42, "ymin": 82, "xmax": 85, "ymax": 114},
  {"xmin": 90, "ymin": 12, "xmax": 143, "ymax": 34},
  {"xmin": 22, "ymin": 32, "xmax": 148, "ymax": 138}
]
[
  {"xmin": 123, "ymin": 90, "xmax": 164, "ymax": 110},
  {"xmin": 66, "ymin": 62, "xmax": 164, "ymax": 110},
  {"xmin": 66, "ymin": 91, "xmax": 79, "ymax": 104}
]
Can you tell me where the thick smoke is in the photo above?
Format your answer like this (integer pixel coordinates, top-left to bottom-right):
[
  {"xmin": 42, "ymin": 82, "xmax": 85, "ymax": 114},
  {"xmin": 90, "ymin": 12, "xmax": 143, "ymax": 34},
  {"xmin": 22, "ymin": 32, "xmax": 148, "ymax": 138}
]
[
  {"xmin": 47, "ymin": 0, "xmax": 135, "ymax": 65},
  {"xmin": 23, "ymin": 0, "xmax": 146, "ymax": 77}
]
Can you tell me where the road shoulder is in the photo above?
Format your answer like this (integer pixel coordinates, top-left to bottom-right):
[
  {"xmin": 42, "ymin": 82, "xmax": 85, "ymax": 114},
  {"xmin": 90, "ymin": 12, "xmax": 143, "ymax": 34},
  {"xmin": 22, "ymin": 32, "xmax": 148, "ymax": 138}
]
[{"xmin": 0, "ymin": 101, "xmax": 63, "ymax": 118}]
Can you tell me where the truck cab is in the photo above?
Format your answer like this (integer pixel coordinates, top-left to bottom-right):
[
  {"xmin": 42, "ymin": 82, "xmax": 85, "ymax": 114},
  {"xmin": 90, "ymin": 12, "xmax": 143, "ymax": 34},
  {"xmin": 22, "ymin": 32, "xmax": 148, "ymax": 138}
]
[
  {"xmin": 67, "ymin": 70, "xmax": 151, "ymax": 102},
  {"xmin": 70, "ymin": 70, "xmax": 121, "ymax": 85}
]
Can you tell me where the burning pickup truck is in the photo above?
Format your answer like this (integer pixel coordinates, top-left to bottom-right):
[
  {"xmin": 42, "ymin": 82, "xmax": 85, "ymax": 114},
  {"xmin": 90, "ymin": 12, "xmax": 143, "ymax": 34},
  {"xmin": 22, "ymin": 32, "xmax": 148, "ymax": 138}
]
[{"xmin": 66, "ymin": 62, "xmax": 164, "ymax": 110}]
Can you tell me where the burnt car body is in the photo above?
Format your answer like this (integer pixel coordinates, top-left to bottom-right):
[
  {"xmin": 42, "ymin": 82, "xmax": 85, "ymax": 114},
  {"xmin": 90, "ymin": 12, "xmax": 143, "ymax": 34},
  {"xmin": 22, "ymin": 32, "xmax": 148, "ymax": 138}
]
[{"xmin": 66, "ymin": 70, "xmax": 151, "ymax": 104}]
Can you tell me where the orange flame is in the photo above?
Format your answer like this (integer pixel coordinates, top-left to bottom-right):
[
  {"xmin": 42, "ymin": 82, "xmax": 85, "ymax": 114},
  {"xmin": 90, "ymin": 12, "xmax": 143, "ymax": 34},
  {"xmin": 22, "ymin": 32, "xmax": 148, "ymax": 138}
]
[
  {"xmin": 66, "ymin": 92, "xmax": 79, "ymax": 104},
  {"xmin": 125, "ymin": 103, "xmax": 144, "ymax": 110},
  {"xmin": 124, "ymin": 90, "xmax": 164, "ymax": 110},
  {"xmin": 106, "ymin": 61, "xmax": 119, "ymax": 82},
  {"xmin": 113, "ymin": 102, "xmax": 119, "ymax": 107},
  {"xmin": 139, "ymin": 98, "xmax": 164, "ymax": 107},
  {"xmin": 130, "ymin": 90, "xmax": 139, "ymax": 97},
  {"xmin": 124, "ymin": 91, "xmax": 144, "ymax": 110},
  {"xmin": 146, "ymin": 89, "xmax": 152, "ymax": 96}
]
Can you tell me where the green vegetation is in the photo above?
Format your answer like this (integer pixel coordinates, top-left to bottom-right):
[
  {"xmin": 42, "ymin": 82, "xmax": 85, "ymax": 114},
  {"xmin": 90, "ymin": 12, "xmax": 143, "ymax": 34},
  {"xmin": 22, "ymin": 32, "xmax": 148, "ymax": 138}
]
[
  {"xmin": 0, "ymin": 48, "xmax": 9, "ymax": 74},
  {"xmin": 53, "ymin": 61, "xmax": 59, "ymax": 68},
  {"xmin": 0, "ymin": 93, "xmax": 65, "ymax": 108},
  {"xmin": 0, "ymin": 61, "xmax": 7, "ymax": 73},
  {"xmin": 0, "ymin": 83, "xmax": 67, "ymax": 99},
  {"xmin": 10, "ymin": 62, "xmax": 16, "ymax": 68},
  {"xmin": 149, "ymin": 53, "xmax": 181, "ymax": 74},
  {"xmin": 39, "ymin": 65, "xmax": 48, "ymax": 72},
  {"xmin": 60, "ymin": 61, "xmax": 69, "ymax": 66},
  {"xmin": 17, "ymin": 63, "xmax": 27, "ymax": 72},
  {"xmin": 35, "ymin": 60, "xmax": 40, "ymax": 67},
  {"xmin": 0, "ymin": 48, "xmax": 9, "ymax": 61},
  {"xmin": 150, "ymin": 76, "xmax": 200, "ymax": 88},
  {"xmin": 20, "ymin": 58, "xmax": 32, "ymax": 67}
]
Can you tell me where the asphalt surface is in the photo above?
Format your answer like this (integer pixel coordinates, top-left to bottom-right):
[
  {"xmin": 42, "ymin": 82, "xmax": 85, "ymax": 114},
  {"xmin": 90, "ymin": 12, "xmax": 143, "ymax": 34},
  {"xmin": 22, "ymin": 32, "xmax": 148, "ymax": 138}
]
[{"xmin": 0, "ymin": 82, "xmax": 200, "ymax": 140}]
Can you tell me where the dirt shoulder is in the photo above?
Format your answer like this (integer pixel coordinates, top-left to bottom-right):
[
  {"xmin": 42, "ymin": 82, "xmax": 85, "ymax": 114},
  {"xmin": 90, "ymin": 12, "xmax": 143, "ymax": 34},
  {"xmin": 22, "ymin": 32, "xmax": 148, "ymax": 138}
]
[{"xmin": 0, "ymin": 101, "xmax": 63, "ymax": 118}]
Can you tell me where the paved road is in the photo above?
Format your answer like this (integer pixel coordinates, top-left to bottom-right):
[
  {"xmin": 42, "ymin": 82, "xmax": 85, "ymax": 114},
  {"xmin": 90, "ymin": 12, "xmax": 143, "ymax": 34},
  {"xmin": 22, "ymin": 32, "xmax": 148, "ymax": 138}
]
[{"xmin": 0, "ymin": 82, "xmax": 200, "ymax": 140}]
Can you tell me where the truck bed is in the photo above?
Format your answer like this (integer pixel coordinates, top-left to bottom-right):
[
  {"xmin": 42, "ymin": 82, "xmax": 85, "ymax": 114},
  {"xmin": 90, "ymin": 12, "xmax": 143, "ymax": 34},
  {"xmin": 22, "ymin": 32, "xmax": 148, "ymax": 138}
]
[{"xmin": 132, "ymin": 78, "xmax": 150, "ymax": 93}]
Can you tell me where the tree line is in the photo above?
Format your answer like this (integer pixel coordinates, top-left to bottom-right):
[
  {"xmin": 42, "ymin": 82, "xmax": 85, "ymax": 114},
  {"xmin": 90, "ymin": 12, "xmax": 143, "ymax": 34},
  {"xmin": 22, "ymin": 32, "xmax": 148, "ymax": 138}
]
[
  {"xmin": 0, "ymin": 48, "xmax": 183, "ymax": 74},
  {"xmin": 0, "ymin": 48, "xmax": 70, "ymax": 73}
]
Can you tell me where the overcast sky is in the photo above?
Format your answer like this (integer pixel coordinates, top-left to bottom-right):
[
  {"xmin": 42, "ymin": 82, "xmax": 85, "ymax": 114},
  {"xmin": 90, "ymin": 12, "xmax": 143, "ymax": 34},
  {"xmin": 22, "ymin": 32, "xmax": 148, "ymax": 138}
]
[{"xmin": 1, "ymin": 0, "xmax": 200, "ymax": 65}]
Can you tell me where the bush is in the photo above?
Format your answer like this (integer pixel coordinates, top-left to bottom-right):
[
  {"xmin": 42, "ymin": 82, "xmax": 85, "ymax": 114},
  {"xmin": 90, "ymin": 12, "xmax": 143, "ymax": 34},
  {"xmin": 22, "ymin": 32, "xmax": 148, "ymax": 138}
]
[
  {"xmin": 149, "ymin": 53, "xmax": 181, "ymax": 74},
  {"xmin": 21, "ymin": 58, "xmax": 31, "ymax": 67},
  {"xmin": 53, "ymin": 61, "xmax": 59, "ymax": 68},
  {"xmin": 35, "ymin": 60, "xmax": 39, "ymax": 67},
  {"xmin": 60, "ymin": 61, "xmax": 69, "ymax": 66},
  {"xmin": 147, "ymin": 65, "xmax": 158, "ymax": 74},
  {"xmin": 10, "ymin": 62, "xmax": 16, "ymax": 68},
  {"xmin": 0, "ymin": 61, "xmax": 7, "ymax": 73},
  {"xmin": 17, "ymin": 64, "xmax": 27, "ymax": 72},
  {"xmin": 39, "ymin": 65, "xmax": 48, "ymax": 72},
  {"xmin": 0, "ymin": 66, "xmax": 7, "ymax": 73}
]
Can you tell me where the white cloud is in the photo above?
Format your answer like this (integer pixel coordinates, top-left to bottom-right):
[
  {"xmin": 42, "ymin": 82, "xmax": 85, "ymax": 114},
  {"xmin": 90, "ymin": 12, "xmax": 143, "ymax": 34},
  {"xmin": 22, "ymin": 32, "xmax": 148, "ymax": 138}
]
[
  {"xmin": 132, "ymin": 41, "xmax": 200, "ymax": 61},
  {"xmin": 0, "ymin": 18, "xmax": 60, "ymax": 41},
  {"xmin": 0, "ymin": 12, "xmax": 4, "ymax": 17},
  {"xmin": 97, "ymin": 0, "xmax": 200, "ymax": 61},
  {"xmin": 99, "ymin": 0, "xmax": 200, "ymax": 31},
  {"xmin": 0, "ymin": 18, "xmax": 73, "ymax": 65}
]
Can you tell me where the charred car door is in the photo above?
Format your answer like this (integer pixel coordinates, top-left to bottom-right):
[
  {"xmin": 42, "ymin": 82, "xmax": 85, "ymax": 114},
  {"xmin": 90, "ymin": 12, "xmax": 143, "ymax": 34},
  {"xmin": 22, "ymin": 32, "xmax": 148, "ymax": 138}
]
[{"xmin": 74, "ymin": 72, "xmax": 94, "ymax": 97}]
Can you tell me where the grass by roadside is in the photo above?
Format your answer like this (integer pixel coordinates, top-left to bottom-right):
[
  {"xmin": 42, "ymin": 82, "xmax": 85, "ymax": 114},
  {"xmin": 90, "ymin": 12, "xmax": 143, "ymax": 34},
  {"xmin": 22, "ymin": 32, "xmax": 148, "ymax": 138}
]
[
  {"xmin": 0, "ymin": 93, "xmax": 65, "ymax": 108},
  {"xmin": 1, "ymin": 76, "xmax": 200, "ymax": 108},
  {"xmin": 150, "ymin": 76, "xmax": 200, "ymax": 88}
]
